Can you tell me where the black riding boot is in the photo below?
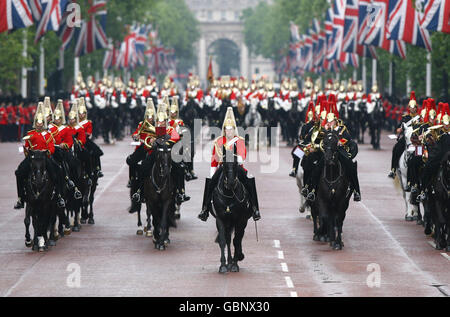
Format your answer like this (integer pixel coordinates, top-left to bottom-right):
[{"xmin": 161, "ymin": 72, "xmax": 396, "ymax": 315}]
[
  {"xmin": 47, "ymin": 157, "xmax": 66, "ymax": 208},
  {"xmin": 199, "ymin": 167, "xmax": 222, "ymax": 221},
  {"xmin": 389, "ymin": 137, "xmax": 405, "ymax": 178},
  {"xmin": 14, "ymin": 158, "xmax": 30, "ymax": 209},
  {"xmin": 351, "ymin": 161, "xmax": 361, "ymax": 202},
  {"xmin": 307, "ymin": 158, "xmax": 323, "ymax": 202},
  {"xmin": 246, "ymin": 177, "xmax": 261, "ymax": 221},
  {"xmin": 199, "ymin": 178, "xmax": 212, "ymax": 222}
]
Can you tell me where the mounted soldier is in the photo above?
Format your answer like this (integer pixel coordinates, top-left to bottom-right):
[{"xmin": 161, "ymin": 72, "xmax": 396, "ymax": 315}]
[
  {"xmin": 388, "ymin": 91, "xmax": 419, "ymax": 179},
  {"xmin": 198, "ymin": 107, "xmax": 261, "ymax": 223},
  {"xmin": 14, "ymin": 102, "xmax": 65, "ymax": 210},
  {"xmin": 78, "ymin": 97, "xmax": 104, "ymax": 178}
]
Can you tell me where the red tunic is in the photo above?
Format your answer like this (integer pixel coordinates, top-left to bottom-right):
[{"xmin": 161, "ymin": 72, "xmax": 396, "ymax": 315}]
[
  {"xmin": 24, "ymin": 130, "xmax": 55, "ymax": 155},
  {"xmin": 211, "ymin": 136, "xmax": 247, "ymax": 168},
  {"xmin": 0, "ymin": 108, "xmax": 7, "ymax": 125},
  {"xmin": 169, "ymin": 119, "xmax": 184, "ymax": 128},
  {"xmin": 79, "ymin": 119, "xmax": 93, "ymax": 137},
  {"xmin": 69, "ymin": 124, "xmax": 87, "ymax": 147},
  {"xmin": 48, "ymin": 124, "xmax": 74, "ymax": 149}
]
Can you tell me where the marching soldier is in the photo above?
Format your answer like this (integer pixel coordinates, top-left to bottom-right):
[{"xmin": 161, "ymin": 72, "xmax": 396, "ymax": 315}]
[{"xmin": 198, "ymin": 107, "xmax": 261, "ymax": 222}]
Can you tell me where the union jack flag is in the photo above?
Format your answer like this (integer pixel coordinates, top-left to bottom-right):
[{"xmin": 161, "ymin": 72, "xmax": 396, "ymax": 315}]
[
  {"xmin": 386, "ymin": 0, "xmax": 432, "ymax": 51},
  {"xmin": 74, "ymin": 0, "xmax": 107, "ymax": 57},
  {"xmin": 327, "ymin": 0, "xmax": 347, "ymax": 61},
  {"xmin": 116, "ymin": 31, "xmax": 137, "ymax": 69},
  {"xmin": 103, "ymin": 39, "xmax": 118, "ymax": 70},
  {"xmin": 416, "ymin": 0, "xmax": 450, "ymax": 33},
  {"xmin": 0, "ymin": 0, "xmax": 34, "ymax": 34},
  {"xmin": 34, "ymin": 0, "xmax": 69, "ymax": 44},
  {"xmin": 359, "ymin": 0, "xmax": 406, "ymax": 58},
  {"xmin": 343, "ymin": 0, "xmax": 359, "ymax": 53}
]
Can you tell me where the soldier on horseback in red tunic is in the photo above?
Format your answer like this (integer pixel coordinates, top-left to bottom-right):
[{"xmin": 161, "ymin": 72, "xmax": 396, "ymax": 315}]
[{"xmin": 198, "ymin": 107, "xmax": 261, "ymax": 222}]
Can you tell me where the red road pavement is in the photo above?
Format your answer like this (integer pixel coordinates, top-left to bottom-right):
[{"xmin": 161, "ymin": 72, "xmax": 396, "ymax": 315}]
[{"xmin": 0, "ymin": 130, "xmax": 448, "ymax": 297}]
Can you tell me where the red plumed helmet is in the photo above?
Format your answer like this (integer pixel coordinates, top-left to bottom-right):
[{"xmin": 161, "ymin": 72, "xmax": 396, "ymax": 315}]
[
  {"xmin": 410, "ymin": 91, "xmax": 416, "ymax": 101},
  {"xmin": 427, "ymin": 98, "xmax": 436, "ymax": 111}
]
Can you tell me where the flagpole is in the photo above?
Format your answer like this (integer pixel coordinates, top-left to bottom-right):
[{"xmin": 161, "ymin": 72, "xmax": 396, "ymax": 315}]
[
  {"xmin": 21, "ymin": 30, "xmax": 28, "ymax": 99},
  {"xmin": 74, "ymin": 57, "xmax": 80, "ymax": 86},
  {"xmin": 388, "ymin": 61, "xmax": 393, "ymax": 96},
  {"xmin": 426, "ymin": 52, "xmax": 431, "ymax": 97},
  {"xmin": 362, "ymin": 57, "xmax": 367, "ymax": 93},
  {"xmin": 372, "ymin": 59, "xmax": 377, "ymax": 88},
  {"xmin": 39, "ymin": 42, "xmax": 45, "ymax": 96}
]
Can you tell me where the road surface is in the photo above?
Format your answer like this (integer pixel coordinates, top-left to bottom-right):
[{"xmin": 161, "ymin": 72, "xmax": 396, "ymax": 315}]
[{"xmin": 0, "ymin": 129, "xmax": 448, "ymax": 297}]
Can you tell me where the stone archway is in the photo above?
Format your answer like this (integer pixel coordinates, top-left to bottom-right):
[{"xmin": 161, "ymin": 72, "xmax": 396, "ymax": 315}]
[
  {"xmin": 196, "ymin": 23, "xmax": 249, "ymax": 85},
  {"xmin": 208, "ymin": 38, "xmax": 240, "ymax": 76}
]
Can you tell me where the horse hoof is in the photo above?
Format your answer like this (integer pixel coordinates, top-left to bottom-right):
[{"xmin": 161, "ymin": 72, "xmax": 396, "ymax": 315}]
[
  {"xmin": 144, "ymin": 226, "xmax": 148, "ymax": 232},
  {"xmin": 219, "ymin": 265, "xmax": 228, "ymax": 274},
  {"xmin": 424, "ymin": 227, "xmax": 432, "ymax": 235},
  {"xmin": 146, "ymin": 230, "xmax": 153, "ymax": 238},
  {"xmin": 405, "ymin": 216, "xmax": 413, "ymax": 222},
  {"xmin": 32, "ymin": 244, "xmax": 38, "ymax": 251},
  {"xmin": 88, "ymin": 218, "xmax": 95, "ymax": 225},
  {"xmin": 175, "ymin": 213, "xmax": 181, "ymax": 220},
  {"xmin": 64, "ymin": 228, "xmax": 72, "ymax": 235},
  {"xmin": 164, "ymin": 239, "xmax": 170, "ymax": 246},
  {"xmin": 416, "ymin": 220, "xmax": 424, "ymax": 226},
  {"xmin": 306, "ymin": 215, "xmax": 311, "ymax": 220},
  {"xmin": 25, "ymin": 240, "xmax": 32, "ymax": 248},
  {"xmin": 136, "ymin": 230, "xmax": 143, "ymax": 236},
  {"xmin": 48, "ymin": 240, "xmax": 56, "ymax": 247},
  {"xmin": 38, "ymin": 247, "xmax": 45, "ymax": 253},
  {"xmin": 159, "ymin": 245, "xmax": 166, "ymax": 251},
  {"xmin": 320, "ymin": 236, "xmax": 326, "ymax": 243},
  {"xmin": 230, "ymin": 264, "xmax": 239, "ymax": 273},
  {"xmin": 299, "ymin": 207, "xmax": 305, "ymax": 214},
  {"xmin": 313, "ymin": 235, "xmax": 320, "ymax": 241},
  {"xmin": 72, "ymin": 226, "xmax": 80, "ymax": 232},
  {"xmin": 80, "ymin": 219, "xmax": 87, "ymax": 224}
]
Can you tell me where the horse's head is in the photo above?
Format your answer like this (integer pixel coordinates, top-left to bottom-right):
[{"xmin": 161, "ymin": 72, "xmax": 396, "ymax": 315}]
[
  {"xmin": 322, "ymin": 130, "xmax": 339, "ymax": 164},
  {"xmin": 154, "ymin": 136, "xmax": 172, "ymax": 177},
  {"xmin": 222, "ymin": 144, "xmax": 238, "ymax": 191},
  {"xmin": 28, "ymin": 150, "xmax": 49, "ymax": 194}
]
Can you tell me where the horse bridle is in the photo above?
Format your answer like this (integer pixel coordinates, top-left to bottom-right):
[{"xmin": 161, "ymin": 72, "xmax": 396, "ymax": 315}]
[{"xmin": 151, "ymin": 144, "xmax": 171, "ymax": 194}]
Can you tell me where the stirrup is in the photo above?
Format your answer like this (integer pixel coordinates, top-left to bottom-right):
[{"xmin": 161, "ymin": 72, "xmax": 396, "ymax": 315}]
[
  {"xmin": 74, "ymin": 189, "xmax": 82, "ymax": 200},
  {"xmin": 198, "ymin": 209, "xmax": 209, "ymax": 222},
  {"xmin": 289, "ymin": 169, "xmax": 296, "ymax": 177},
  {"xmin": 307, "ymin": 191, "xmax": 316, "ymax": 202},
  {"xmin": 252, "ymin": 209, "xmax": 261, "ymax": 221},
  {"xmin": 353, "ymin": 192, "xmax": 361, "ymax": 202},
  {"xmin": 57, "ymin": 196, "xmax": 66, "ymax": 208},
  {"xmin": 14, "ymin": 199, "xmax": 25, "ymax": 210},
  {"xmin": 132, "ymin": 190, "xmax": 141, "ymax": 203},
  {"xmin": 388, "ymin": 169, "xmax": 396, "ymax": 179}
]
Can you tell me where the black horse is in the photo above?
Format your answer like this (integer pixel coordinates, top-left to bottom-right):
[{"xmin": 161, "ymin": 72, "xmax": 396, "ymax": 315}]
[
  {"xmin": 144, "ymin": 137, "xmax": 177, "ymax": 250},
  {"xmin": 368, "ymin": 100, "xmax": 384, "ymax": 150},
  {"xmin": 428, "ymin": 152, "xmax": 450, "ymax": 251},
  {"xmin": 356, "ymin": 101, "xmax": 369, "ymax": 144},
  {"xmin": 313, "ymin": 131, "xmax": 352, "ymax": 250},
  {"xmin": 25, "ymin": 151, "xmax": 56, "ymax": 252},
  {"xmin": 210, "ymin": 145, "xmax": 252, "ymax": 274},
  {"xmin": 65, "ymin": 138, "xmax": 90, "ymax": 232}
]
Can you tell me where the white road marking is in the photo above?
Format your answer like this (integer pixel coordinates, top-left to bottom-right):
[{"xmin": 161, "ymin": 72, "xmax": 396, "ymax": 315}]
[
  {"xmin": 273, "ymin": 240, "xmax": 280, "ymax": 248},
  {"xmin": 94, "ymin": 163, "xmax": 127, "ymax": 203},
  {"xmin": 428, "ymin": 241, "xmax": 437, "ymax": 249},
  {"xmin": 281, "ymin": 263, "xmax": 289, "ymax": 272},
  {"xmin": 361, "ymin": 202, "xmax": 446, "ymax": 288},
  {"xmin": 277, "ymin": 251, "xmax": 284, "ymax": 260},
  {"xmin": 285, "ymin": 277, "xmax": 294, "ymax": 288},
  {"xmin": 290, "ymin": 291, "xmax": 298, "ymax": 297},
  {"xmin": 441, "ymin": 253, "xmax": 450, "ymax": 261}
]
